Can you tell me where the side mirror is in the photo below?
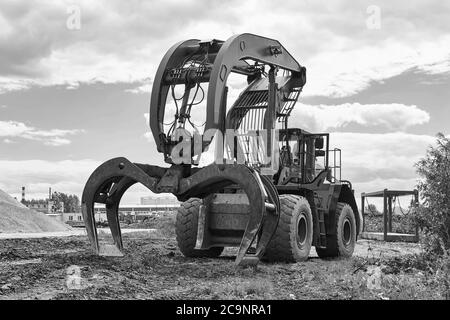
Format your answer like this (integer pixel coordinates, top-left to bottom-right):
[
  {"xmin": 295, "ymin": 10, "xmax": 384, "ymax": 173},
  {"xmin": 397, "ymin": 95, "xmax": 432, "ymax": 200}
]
[{"xmin": 315, "ymin": 137, "xmax": 324, "ymax": 149}]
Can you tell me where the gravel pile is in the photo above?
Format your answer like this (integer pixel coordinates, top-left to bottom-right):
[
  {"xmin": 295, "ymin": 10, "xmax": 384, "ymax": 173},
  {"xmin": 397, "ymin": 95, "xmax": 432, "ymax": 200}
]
[{"xmin": 0, "ymin": 189, "xmax": 71, "ymax": 233}]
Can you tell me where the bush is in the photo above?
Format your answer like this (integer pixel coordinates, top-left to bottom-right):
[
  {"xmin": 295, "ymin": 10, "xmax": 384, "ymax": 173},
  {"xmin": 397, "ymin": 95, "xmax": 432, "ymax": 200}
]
[
  {"xmin": 414, "ymin": 133, "xmax": 450, "ymax": 254},
  {"xmin": 364, "ymin": 212, "xmax": 416, "ymax": 234}
]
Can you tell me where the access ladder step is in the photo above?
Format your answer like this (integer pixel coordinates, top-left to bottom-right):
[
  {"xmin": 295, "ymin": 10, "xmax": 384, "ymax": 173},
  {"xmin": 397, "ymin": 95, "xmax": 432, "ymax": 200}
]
[{"xmin": 317, "ymin": 208, "xmax": 327, "ymax": 246}]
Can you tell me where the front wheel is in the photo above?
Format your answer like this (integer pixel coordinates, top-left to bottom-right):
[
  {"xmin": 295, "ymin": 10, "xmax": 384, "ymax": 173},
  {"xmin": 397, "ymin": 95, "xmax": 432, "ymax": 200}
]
[
  {"xmin": 263, "ymin": 195, "xmax": 313, "ymax": 262},
  {"xmin": 175, "ymin": 198, "xmax": 224, "ymax": 258},
  {"xmin": 316, "ymin": 202, "xmax": 356, "ymax": 258}
]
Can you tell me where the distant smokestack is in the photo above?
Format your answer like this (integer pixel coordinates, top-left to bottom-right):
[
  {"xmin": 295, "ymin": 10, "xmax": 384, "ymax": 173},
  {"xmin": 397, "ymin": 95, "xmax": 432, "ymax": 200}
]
[
  {"xmin": 49, "ymin": 187, "xmax": 52, "ymax": 200},
  {"xmin": 21, "ymin": 186, "xmax": 25, "ymax": 202}
]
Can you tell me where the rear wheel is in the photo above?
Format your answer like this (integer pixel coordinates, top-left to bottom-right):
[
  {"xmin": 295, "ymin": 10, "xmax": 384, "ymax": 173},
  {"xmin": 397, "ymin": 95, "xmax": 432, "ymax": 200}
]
[
  {"xmin": 316, "ymin": 202, "xmax": 356, "ymax": 258},
  {"xmin": 264, "ymin": 195, "xmax": 313, "ymax": 262},
  {"xmin": 175, "ymin": 198, "xmax": 224, "ymax": 258}
]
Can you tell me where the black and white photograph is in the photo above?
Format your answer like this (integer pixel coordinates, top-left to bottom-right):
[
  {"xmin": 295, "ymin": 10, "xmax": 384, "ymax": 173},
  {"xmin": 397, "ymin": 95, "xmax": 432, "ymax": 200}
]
[{"xmin": 0, "ymin": 0, "xmax": 449, "ymax": 308}]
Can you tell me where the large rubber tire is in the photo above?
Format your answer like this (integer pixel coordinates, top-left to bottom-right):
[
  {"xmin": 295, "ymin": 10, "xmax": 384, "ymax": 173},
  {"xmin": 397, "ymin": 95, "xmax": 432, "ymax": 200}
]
[
  {"xmin": 264, "ymin": 195, "xmax": 313, "ymax": 262},
  {"xmin": 316, "ymin": 202, "xmax": 356, "ymax": 258},
  {"xmin": 175, "ymin": 198, "xmax": 224, "ymax": 258}
]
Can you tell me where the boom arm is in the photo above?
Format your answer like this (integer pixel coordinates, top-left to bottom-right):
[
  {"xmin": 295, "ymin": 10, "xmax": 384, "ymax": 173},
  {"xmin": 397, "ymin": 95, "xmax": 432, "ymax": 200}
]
[{"xmin": 149, "ymin": 33, "xmax": 306, "ymax": 163}]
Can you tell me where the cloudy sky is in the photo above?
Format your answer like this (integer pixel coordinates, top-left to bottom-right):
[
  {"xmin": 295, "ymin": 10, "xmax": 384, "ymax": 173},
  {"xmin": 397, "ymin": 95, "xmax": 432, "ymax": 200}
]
[{"xmin": 0, "ymin": 0, "xmax": 449, "ymax": 206}]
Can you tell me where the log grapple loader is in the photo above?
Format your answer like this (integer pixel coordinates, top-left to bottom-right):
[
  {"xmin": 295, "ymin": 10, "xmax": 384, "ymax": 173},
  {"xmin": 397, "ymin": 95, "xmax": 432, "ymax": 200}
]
[{"xmin": 81, "ymin": 34, "xmax": 363, "ymax": 266}]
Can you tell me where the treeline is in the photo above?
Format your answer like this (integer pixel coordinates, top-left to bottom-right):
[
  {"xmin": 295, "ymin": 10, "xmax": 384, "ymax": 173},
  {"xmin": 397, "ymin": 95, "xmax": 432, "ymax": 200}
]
[{"xmin": 22, "ymin": 192, "xmax": 80, "ymax": 213}]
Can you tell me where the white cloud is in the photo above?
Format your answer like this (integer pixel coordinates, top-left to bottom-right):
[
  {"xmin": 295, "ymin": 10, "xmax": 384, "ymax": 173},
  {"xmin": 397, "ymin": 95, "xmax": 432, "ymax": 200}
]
[
  {"xmin": 0, "ymin": 78, "xmax": 31, "ymax": 94},
  {"xmin": 143, "ymin": 132, "xmax": 153, "ymax": 143},
  {"xmin": 126, "ymin": 81, "xmax": 152, "ymax": 94},
  {"xmin": 303, "ymin": 36, "xmax": 450, "ymax": 97},
  {"xmin": 0, "ymin": 0, "xmax": 449, "ymax": 98},
  {"xmin": 143, "ymin": 113, "xmax": 154, "ymax": 143},
  {"xmin": 330, "ymin": 132, "xmax": 436, "ymax": 196},
  {"xmin": 0, "ymin": 120, "xmax": 84, "ymax": 146},
  {"xmin": 291, "ymin": 103, "xmax": 430, "ymax": 132},
  {"xmin": 0, "ymin": 1, "xmax": 446, "ymax": 207},
  {"xmin": 0, "ymin": 131, "xmax": 437, "ymax": 206},
  {"xmin": 43, "ymin": 137, "xmax": 72, "ymax": 146},
  {"xmin": 355, "ymin": 177, "xmax": 420, "ymax": 210},
  {"xmin": 0, "ymin": 159, "xmax": 99, "ymax": 198},
  {"xmin": 0, "ymin": 159, "xmax": 156, "ymax": 205},
  {"xmin": 306, "ymin": 131, "xmax": 438, "ymax": 208}
]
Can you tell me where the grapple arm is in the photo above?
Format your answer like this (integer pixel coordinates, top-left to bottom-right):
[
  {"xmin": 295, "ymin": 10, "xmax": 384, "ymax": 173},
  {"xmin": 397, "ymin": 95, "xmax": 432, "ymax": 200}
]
[
  {"xmin": 81, "ymin": 158, "xmax": 280, "ymax": 265},
  {"xmin": 150, "ymin": 33, "xmax": 306, "ymax": 161}
]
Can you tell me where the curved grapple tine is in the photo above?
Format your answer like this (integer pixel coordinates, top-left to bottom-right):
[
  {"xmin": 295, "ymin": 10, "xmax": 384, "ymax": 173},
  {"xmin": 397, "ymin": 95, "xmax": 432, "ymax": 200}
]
[
  {"xmin": 253, "ymin": 174, "xmax": 280, "ymax": 258},
  {"xmin": 105, "ymin": 177, "xmax": 136, "ymax": 251},
  {"xmin": 81, "ymin": 157, "xmax": 159, "ymax": 255}
]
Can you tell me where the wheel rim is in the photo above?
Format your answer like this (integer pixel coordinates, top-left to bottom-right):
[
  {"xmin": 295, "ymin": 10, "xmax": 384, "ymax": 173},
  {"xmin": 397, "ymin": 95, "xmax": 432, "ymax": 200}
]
[
  {"xmin": 297, "ymin": 215, "xmax": 307, "ymax": 246},
  {"xmin": 342, "ymin": 218, "xmax": 352, "ymax": 245}
]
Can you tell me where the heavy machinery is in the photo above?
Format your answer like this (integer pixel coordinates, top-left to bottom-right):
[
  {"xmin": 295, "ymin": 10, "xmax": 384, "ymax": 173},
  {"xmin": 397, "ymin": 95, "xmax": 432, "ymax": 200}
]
[{"xmin": 81, "ymin": 33, "xmax": 363, "ymax": 266}]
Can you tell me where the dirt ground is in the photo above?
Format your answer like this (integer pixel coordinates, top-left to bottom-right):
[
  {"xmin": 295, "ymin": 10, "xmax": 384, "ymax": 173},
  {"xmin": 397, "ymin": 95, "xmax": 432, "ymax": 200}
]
[{"xmin": 1, "ymin": 226, "xmax": 443, "ymax": 300}]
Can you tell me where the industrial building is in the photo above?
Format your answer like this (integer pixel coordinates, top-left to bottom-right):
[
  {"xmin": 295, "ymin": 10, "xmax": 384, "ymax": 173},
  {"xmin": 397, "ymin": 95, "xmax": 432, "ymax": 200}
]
[
  {"xmin": 59, "ymin": 203, "xmax": 180, "ymax": 226},
  {"xmin": 140, "ymin": 196, "xmax": 179, "ymax": 206},
  {"xmin": 20, "ymin": 186, "xmax": 64, "ymax": 214},
  {"xmin": 19, "ymin": 187, "xmax": 180, "ymax": 226}
]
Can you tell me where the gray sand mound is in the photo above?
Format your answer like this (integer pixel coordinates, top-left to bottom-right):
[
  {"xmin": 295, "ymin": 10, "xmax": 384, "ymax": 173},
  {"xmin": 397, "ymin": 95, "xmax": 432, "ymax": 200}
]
[{"xmin": 0, "ymin": 189, "xmax": 71, "ymax": 233}]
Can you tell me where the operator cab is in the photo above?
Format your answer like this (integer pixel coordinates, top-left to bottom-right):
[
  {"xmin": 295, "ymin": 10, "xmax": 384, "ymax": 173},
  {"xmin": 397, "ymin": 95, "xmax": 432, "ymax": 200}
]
[{"xmin": 275, "ymin": 128, "xmax": 340, "ymax": 185}]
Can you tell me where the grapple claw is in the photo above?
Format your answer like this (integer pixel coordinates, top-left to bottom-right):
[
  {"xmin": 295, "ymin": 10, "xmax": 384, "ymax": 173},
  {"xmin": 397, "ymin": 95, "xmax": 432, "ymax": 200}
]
[
  {"xmin": 82, "ymin": 158, "xmax": 280, "ymax": 266},
  {"xmin": 234, "ymin": 174, "xmax": 280, "ymax": 265},
  {"xmin": 81, "ymin": 157, "xmax": 160, "ymax": 255}
]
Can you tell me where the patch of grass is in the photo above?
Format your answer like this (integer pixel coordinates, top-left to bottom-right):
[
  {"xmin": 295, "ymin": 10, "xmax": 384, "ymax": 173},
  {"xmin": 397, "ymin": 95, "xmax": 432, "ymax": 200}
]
[
  {"xmin": 350, "ymin": 252, "xmax": 450, "ymax": 300},
  {"xmin": 154, "ymin": 213, "xmax": 176, "ymax": 237},
  {"xmin": 209, "ymin": 277, "xmax": 274, "ymax": 299},
  {"xmin": 121, "ymin": 212, "xmax": 176, "ymax": 238}
]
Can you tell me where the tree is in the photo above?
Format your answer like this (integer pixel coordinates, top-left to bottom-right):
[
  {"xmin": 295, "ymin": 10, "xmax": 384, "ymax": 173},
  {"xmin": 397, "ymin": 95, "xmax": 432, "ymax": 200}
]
[
  {"xmin": 365, "ymin": 203, "xmax": 380, "ymax": 215},
  {"xmin": 415, "ymin": 133, "xmax": 450, "ymax": 254},
  {"xmin": 22, "ymin": 199, "xmax": 47, "ymax": 206},
  {"xmin": 51, "ymin": 192, "xmax": 81, "ymax": 213}
]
